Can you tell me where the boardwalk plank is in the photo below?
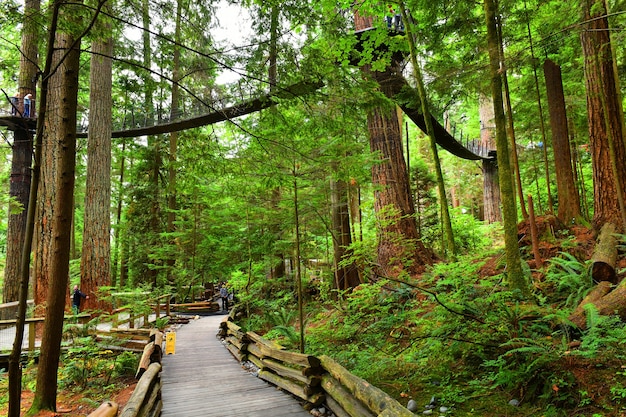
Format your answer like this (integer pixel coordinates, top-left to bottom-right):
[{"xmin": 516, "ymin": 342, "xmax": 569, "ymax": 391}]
[{"xmin": 160, "ymin": 314, "xmax": 312, "ymax": 417}]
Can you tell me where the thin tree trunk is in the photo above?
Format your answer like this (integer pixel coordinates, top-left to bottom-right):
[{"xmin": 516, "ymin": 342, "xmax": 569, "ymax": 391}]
[
  {"xmin": 483, "ymin": 0, "xmax": 528, "ymax": 296},
  {"xmin": 142, "ymin": 0, "xmax": 160, "ymax": 286},
  {"xmin": 330, "ymin": 173, "xmax": 360, "ymax": 290},
  {"xmin": 31, "ymin": 25, "xmax": 81, "ymax": 413},
  {"xmin": 497, "ymin": 16, "xmax": 527, "ymax": 219},
  {"xmin": 543, "ymin": 58, "xmax": 581, "ymax": 224},
  {"xmin": 401, "ymin": 3, "xmax": 456, "ymax": 260},
  {"xmin": 112, "ymin": 139, "xmax": 126, "ymax": 287},
  {"xmin": 166, "ymin": 0, "xmax": 182, "ymax": 286},
  {"xmin": 525, "ymin": 0, "xmax": 554, "ymax": 215}
]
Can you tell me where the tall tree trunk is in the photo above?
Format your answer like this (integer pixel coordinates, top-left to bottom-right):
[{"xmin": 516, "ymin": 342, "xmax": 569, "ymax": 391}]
[
  {"xmin": 3, "ymin": 0, "xmax": 39, "ymax": 307},
  {"xmin": 112, "ymin": 138, "xmax": 126, "ymax": 287},
  {"xmin": 355, "ymin": 14, "xmax": 434, "ymax": 277},
  {"xmin": 581, "ymin": 0, "xmax": 626, "ymax": 231},
  {"xmin": 483, "ymin": 0, "xmax": 529, "ymax": 295},
  {"xmin": 479, "ymin": 94, "xmax": 502, "ymax": 223},
  {"xmin": 31, "ymin": 25, "xmax": 81, "ymax": 413},
  {"xmin": 543, "ymin": 58, "xmax": 581, "ymax": 224},
  {"xmin": 525, "ymin": 0, "xmax": 554, "ymax": 215},
  {"xmin": 165, "ymin": 0, "xmax": 183, "ymax": 287},
  {"xmin": 497, "ymin": 16, "xmax": 527, "ymax": 219},
  {"xmin": 8, "ymin": 0, "xmax": 46, "ymax": 411},
  {"xmin": 267, "ymin": 4, "xmax": 286, "ymax": 280},
  {"xmin": 401, "ymin": 3, "xmax": 456, "ymax": 260},
  {"xmin": 80, "ymin": 24, "xmax": 113, "ymax": 312},
  {"xmin": 330, "ymin": 173, "xmax": 360, "ymax": 290},
  {"xmin": 142, "ymin": 0, "xmax": 160, "ymax": 286}
]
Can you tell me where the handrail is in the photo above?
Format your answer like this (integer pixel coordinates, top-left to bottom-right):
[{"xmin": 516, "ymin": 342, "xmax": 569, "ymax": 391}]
[
  {"xmin": 116, "ymin": 330, "xmax": 164, "ymax": 417},
  {"xmin": 218, "ymin": 316, "xmax": 413, "ymax": 417},
  {"xmin": 119, "ymin": 362, "xmax": 163, "ymax": 417}
]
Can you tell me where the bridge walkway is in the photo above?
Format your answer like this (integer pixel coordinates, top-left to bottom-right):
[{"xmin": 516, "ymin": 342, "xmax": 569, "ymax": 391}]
[{"xmin": 160, "ymin": 314, "xmax": 311, "ymax": 417}]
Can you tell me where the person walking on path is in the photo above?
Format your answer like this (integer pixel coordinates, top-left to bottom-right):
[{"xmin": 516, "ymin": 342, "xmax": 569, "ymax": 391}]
[
  {"xmin": 71, "ymin": 285, "xmax": 88, "ymax": 314},
  {"xmin": 219, "ymin": 284, "xmax": 229, "ymax": 312}
]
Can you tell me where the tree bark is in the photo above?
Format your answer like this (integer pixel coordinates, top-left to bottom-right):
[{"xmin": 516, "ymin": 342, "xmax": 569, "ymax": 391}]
[
  {"xmin": 354, "ymin": 15, "xmax": 434, "ymax": 277},
  {"xmin": 568, "ymin": 280, "xmax": 626, "ymax": 330},
  {"xmin": 543, "ymin": 59, "xmax": 581, "ymax": 224},
  {"xmin": 483, "ymin": 0, "xmax": 529, "ymax": 295},
  {"xmin": 330, "ymin": 174, "xmax": 360, "ymax": 290},
  {"xmin": 142, "ymin": 0, "xmax": 160, "ymax": 287},
  {"xmin": 401, "ymin": 4, "xmax": 456, "ymax": 259},
  {"xmin": 81, "ymin": 27, "xmax": 113, "ymax": 312},
  {"xmin": 581, "ymin": 0, "xmax": 626, "ymax": 231},
  {"xmin": 3, "ymin": 0, "xmax": 39, "ymax": 307},
  {"xmin": 590, "ymin": 222, "xmax": 617, "ymax": 284},
  {"xmin": 31, "ymin": 27, "xmax": 81, "ymax": 412},
  {"xmin": 479, "ymin": 94, "xmax": 501, "ymax": 223},
  {"xmin": 166, "ymin": 0, "xmax": 182, "ymax": 287}
]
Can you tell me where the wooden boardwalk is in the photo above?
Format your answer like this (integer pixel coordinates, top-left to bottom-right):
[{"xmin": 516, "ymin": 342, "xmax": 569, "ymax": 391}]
[{"xmin": 160, "ymin": 314, "xmax": 312, "ymax": 417}]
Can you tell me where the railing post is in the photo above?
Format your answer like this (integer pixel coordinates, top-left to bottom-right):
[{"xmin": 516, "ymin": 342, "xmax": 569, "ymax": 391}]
[
  {"xmin": 155, "ymin": 299, "xmax": 160, "ymax": 319},
  {"xmin": 166, "ymin": 296, "xmax": 171, "ymax": 316},
  {"xmin": 29, "ymin": 321, "xmax": 35, "ymax": 351}
]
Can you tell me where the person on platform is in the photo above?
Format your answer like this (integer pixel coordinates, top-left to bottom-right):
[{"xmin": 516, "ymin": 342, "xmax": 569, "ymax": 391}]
[
  {"xmin": 72, "ymin": 285, "xmax": 88, "ymax": 314},
  {"xmin": 10, "ymin": 92, "xmax": 19, "ymax": 115},
  {"xmin": 23, "ymin": 93, "xmax": 32, "ymax": 117}
]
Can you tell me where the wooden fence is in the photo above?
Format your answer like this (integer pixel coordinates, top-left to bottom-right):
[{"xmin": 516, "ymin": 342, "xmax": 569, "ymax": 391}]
[
  {"xmin": 218, "ymin": 318, "xmax": 414, "ymax": 417},
  {"xmin": 115, "ymin": 329, "xmax": 164, "ymax": 417}
]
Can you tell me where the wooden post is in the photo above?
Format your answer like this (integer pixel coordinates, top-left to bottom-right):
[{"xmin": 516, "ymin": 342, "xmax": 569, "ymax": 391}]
[
  {"xmin": 528, "ymin": 195, "xmax": 543, "ymax": 268},
  {"xmin": 166, "ymin": 296, "xmax": 171, "ymax": 316},
  {"xmin": 28, "ymin": 321, "xmax": 35, "ymax": 351}
]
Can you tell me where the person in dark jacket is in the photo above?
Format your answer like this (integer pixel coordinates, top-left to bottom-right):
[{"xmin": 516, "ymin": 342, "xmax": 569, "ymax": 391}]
[
  {"xmin": 72, "ymin": 285, "xmax": 88, "ymax": 314},
  {"xmin": 220, "ymin": 284, "xmax": 229, "ymax": 312}
]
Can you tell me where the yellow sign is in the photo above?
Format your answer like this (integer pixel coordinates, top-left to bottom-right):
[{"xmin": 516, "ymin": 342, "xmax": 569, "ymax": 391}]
[{"xmin": 165, "ymin": 332, "xmax": 176, "ymax": 355}]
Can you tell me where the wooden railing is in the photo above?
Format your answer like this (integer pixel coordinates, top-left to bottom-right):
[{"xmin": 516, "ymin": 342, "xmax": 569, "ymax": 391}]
[
  {"xmin": 218, "ymin": 317, "xmax": 414, "ymax": 417},
  {"xmin": 118, "ymin": 329, "xmax": 164, "ymax": 417}
]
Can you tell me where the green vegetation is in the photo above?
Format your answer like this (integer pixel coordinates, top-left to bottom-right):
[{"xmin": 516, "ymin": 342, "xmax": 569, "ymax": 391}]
[
  {"xmin": 1, "ymin": 0, "xmax": 626, "ymax": 415},
  {"xmin": 232, "ymin": 228, "xmax": 626, "ymax": 416}
]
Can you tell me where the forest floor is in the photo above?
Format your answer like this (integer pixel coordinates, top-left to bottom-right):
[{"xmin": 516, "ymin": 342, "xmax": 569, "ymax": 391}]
[{"xmin": 0, "ymin": 377, "xmax": 136, "ymax": 416}]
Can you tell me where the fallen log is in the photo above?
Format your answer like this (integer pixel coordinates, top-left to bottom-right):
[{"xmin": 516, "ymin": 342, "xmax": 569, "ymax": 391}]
[
  {"xmin": 571, "ymin": 280, "xmax": 626, "ymax": 329},
  {"xmin": 87, "ymin": 401, "xmax": 119, "ymax": 417},
  {"xmin": 591, "ymin": 223, "xmax": 618, "ymax": 283},
  {"xmin": 568, "ymin": 281, "xmax": 612, "ymax": 328}
]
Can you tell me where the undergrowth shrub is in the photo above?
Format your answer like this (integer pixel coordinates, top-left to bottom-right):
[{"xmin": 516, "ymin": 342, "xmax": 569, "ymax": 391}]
[{"xmin": 543, "ymin": 252, "xmax": 592, "ymax": 308}]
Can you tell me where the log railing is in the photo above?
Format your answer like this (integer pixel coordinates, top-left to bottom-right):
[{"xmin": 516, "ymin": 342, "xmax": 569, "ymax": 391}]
[
  {"xmin": 218, "ymin": 318, "xmax": 413, "ymax": 417},
  {"xmin": 118, "ymin": 329, "xmax": 164, "ymax": 417}
]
